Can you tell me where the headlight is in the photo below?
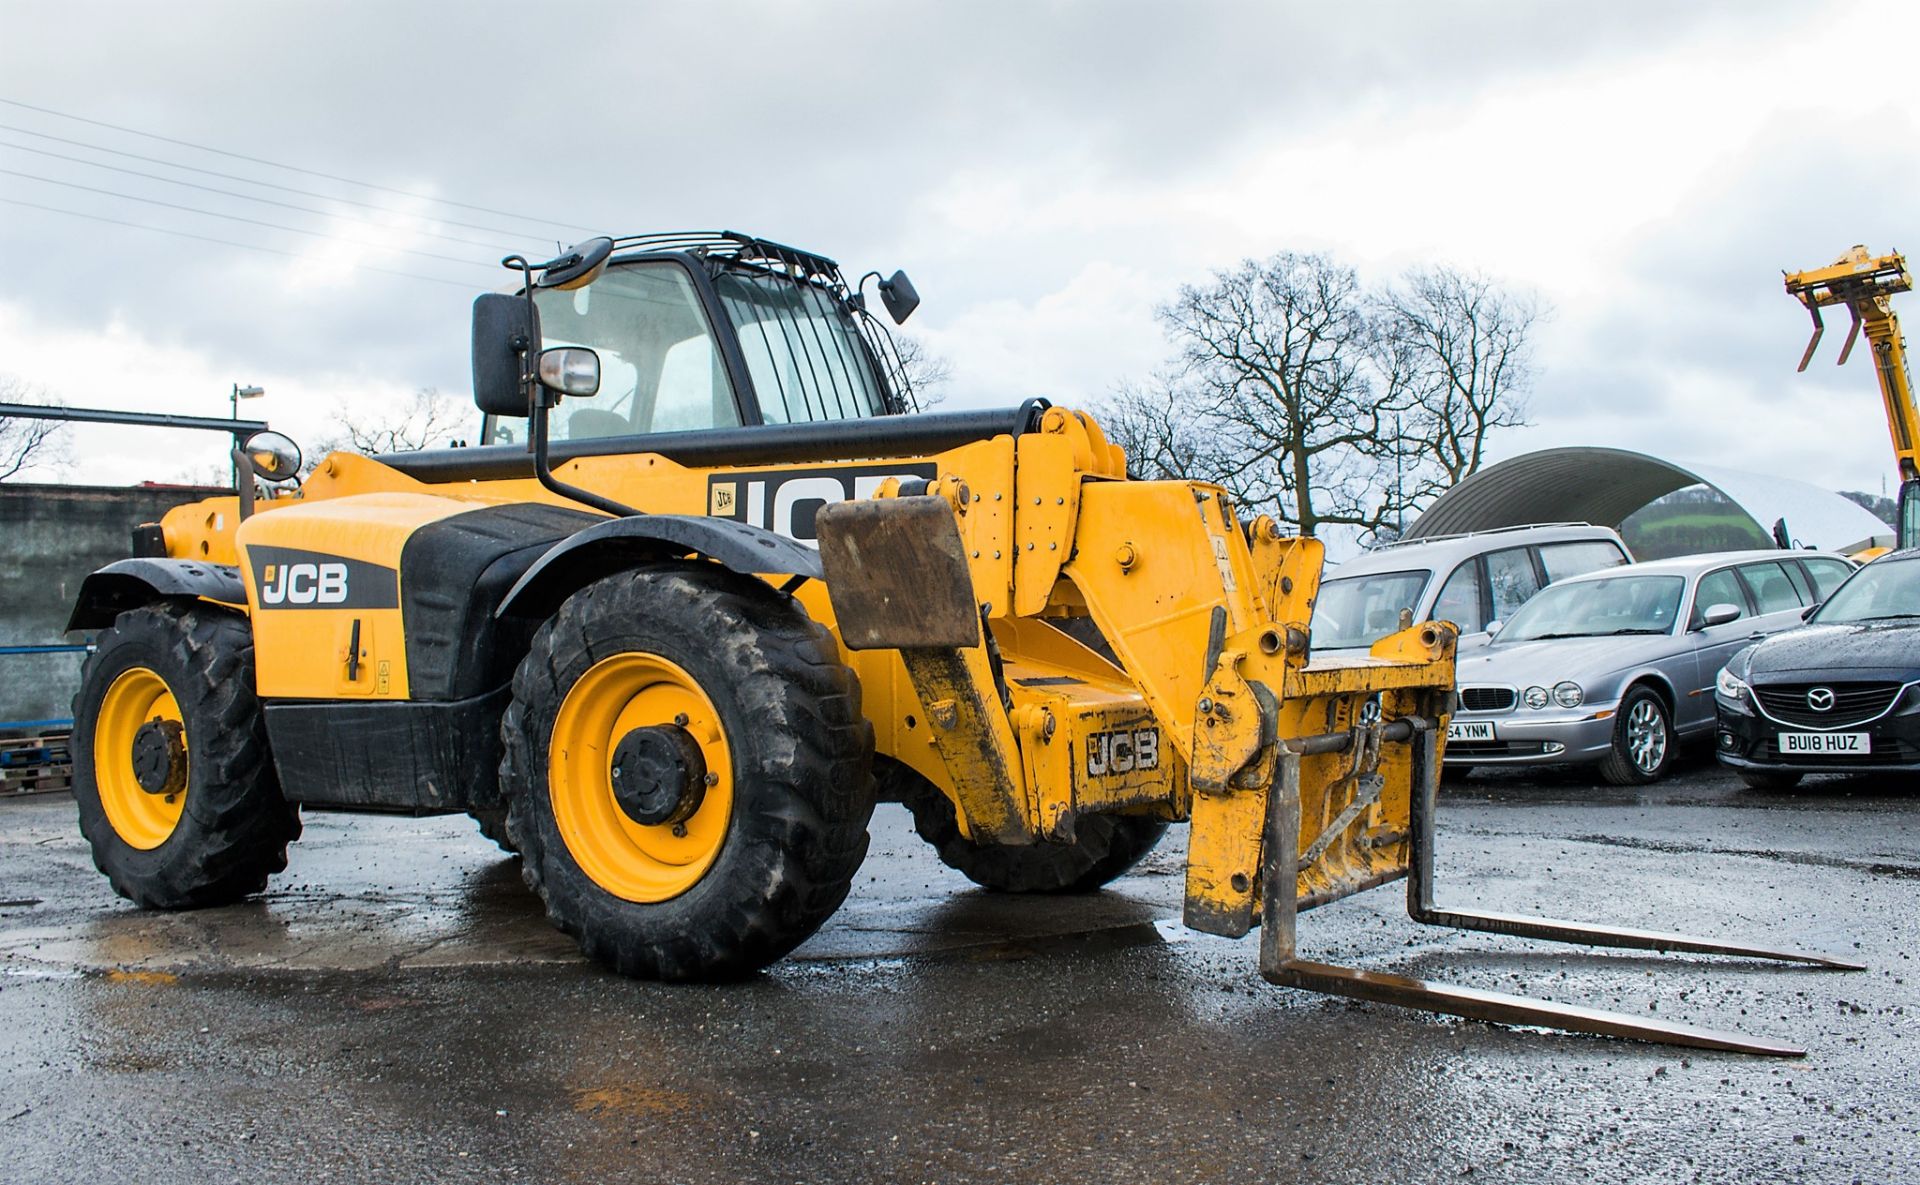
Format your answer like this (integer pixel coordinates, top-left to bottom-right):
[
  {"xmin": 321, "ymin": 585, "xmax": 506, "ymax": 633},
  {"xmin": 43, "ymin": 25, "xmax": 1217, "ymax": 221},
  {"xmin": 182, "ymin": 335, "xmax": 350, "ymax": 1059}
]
[
  {"xmin": 1523, "ymin": 685, "xmax": 1550, "ymax": 710},
  {"xmin": 1715, "ymin": 666, "xmax": 1749, "ymax": 700},
  {"xmin": 1552, "ymin": 681, "xmax": 1583, "ymax": 709}
]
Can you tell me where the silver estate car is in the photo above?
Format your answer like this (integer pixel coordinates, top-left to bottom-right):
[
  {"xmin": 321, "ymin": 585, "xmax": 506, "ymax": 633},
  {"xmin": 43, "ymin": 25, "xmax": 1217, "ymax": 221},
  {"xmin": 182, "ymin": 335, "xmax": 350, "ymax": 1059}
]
[
  {"xmin": 1312, "ymin": 523, "xmax": 1630, "ymax": 657},
  {"xmin": 1445, "ymin": 549, "xmax": 1857, "ymax": 784}
]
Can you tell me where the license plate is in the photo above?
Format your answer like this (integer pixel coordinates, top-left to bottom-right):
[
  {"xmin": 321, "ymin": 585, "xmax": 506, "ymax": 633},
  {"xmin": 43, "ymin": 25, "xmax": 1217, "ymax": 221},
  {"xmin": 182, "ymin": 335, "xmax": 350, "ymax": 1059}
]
[
  {"xmin": 1448, "ymin": 720, "xmax": 1496, "ymax": 742},
  {"xmin": 1778, "ymin": 732, "xmax": 1870, "ymax": 754}
]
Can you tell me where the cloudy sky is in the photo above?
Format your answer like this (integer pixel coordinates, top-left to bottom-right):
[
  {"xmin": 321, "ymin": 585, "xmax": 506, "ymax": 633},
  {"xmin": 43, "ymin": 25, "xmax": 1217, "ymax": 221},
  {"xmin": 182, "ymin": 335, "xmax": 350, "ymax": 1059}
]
[{"xmin": 3, "ymin": 1, "xmax": 1917, "ymax": 510}]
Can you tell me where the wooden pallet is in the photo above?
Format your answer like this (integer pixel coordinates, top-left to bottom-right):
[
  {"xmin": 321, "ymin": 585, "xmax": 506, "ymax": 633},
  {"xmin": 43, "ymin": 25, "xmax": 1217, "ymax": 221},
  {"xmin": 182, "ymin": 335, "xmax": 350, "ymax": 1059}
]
[{"xmin": 1, "ymin": 730, "xmax": 73, "ymax": 797}]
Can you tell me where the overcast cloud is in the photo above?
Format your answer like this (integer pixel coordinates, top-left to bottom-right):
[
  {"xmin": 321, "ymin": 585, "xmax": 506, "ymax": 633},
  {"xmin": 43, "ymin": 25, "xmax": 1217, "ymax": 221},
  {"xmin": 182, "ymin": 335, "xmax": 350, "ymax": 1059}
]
[{"xmin": 2, "ymin": 0, "xmax": 1914, "ymax": 512}]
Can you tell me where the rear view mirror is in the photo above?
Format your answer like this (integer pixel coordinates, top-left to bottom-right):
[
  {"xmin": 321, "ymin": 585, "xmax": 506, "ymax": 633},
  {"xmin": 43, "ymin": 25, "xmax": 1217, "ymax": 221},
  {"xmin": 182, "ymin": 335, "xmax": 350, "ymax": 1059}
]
[
  {"xmin": 1801, "ymin": 601, "xmax": 1822, "ymax": 620},
  {"xmin": 1485, "ymin": 619, "xmax": 1502, "ymax": 638},
  {"xmin": 1701, "ymin": 603, "xmax": 1742, "ymax": 628},
  {"xmin": 240, "ymin": 430, "xmax": 302, "ymax": 481},
  {"xmin": 472, "ymin": 292, "xmax": 539, "ymax": 417},
  {"xmin": 878, "ymin": 270, "xmax": 920, "ymax": 324}
]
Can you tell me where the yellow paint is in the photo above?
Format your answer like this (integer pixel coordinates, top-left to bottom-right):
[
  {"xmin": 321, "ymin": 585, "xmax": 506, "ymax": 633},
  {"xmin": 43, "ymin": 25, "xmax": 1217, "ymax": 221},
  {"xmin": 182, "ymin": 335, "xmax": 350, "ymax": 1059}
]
[
  {"xmin": 548, "ymin": 652, "xmax": 733, "ymax": 903},
  {"xmin": 93, "ymin": 667, "xmax": 186, "ymax": 850}
]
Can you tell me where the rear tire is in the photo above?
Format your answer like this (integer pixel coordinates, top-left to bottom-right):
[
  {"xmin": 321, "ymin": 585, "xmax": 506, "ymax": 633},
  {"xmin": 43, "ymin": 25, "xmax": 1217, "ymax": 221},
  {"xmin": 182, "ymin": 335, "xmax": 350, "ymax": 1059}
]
[
  {"xmin": 890, "ymin": 762, "xmax": 1167, "ymax": 893},
  {"xmin": 71, "ymin": 605, "xmax": 300, "ymax": 909},
  {"xmin": 1598, "ymin": 685, "xmax": 1675, "ymax": 786},
  {"xmin": 502, "ymin": 564, "xmax": 874, "ymax": 981},
  {"xmin": 1737, "ymin": 768, "xmax": 1804, "ymax": 791}
]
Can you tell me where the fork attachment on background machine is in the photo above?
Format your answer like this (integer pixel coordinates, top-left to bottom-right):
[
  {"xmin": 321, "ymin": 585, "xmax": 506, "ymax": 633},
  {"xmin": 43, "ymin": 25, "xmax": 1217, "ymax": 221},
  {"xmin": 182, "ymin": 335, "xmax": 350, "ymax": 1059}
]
[{"xmin": 816, "ymin": 481, "xmax": 1862, "ymax": 1058}]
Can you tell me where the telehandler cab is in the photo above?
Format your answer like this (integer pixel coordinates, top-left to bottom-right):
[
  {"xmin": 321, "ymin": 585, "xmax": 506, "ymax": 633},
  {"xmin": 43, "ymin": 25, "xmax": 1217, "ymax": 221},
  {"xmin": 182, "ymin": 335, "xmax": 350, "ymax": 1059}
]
[{"xmin": 68, "ymin": 231, "xmax": 1857, "ymax": 1054}]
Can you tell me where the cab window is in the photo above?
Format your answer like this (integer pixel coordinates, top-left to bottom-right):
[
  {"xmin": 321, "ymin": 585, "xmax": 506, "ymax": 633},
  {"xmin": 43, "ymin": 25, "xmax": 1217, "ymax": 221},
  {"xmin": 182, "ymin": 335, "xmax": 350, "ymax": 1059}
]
[{"xmin": 528, "ymin": 263, "xmax": 743, "ymax": 443}]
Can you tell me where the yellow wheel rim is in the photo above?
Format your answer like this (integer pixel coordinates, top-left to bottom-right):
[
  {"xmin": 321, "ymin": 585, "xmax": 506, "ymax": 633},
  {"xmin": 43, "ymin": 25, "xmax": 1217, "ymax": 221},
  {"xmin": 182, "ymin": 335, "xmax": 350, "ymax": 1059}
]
[
  {"xmin": 94, "ymin": 667, "xmax": 188, "ymax": 850},
  {"xmin": 548, "ymin": 652, "xmax": 734, "ymax": 903}
]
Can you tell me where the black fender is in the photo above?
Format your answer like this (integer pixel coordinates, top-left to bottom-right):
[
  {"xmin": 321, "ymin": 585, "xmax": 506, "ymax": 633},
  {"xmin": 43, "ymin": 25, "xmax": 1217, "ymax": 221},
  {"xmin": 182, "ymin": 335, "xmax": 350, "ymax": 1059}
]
[
  {"xmin": 68, "ymin": 558, "xmax": 248, "ymax": 632},
  {"xmin": 496, "ymin": 515, "xmax": 824, "ymax": 620}
]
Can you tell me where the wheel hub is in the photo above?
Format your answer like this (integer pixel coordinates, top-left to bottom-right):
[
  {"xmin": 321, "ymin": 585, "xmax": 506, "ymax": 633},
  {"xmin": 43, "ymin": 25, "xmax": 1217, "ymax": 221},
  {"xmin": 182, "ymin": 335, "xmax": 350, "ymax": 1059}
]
[
  {"xmin": 609, "ymin": 725, "xmax": 707, "ymax": 827},
  {"xmin": 130, "ymin": 718, "xmax": 187, "ymax": 798}
]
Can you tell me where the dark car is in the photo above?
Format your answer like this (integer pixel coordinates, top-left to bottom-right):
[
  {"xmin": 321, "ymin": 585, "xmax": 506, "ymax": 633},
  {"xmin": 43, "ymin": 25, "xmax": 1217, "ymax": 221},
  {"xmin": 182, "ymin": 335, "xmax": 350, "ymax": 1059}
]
[{"xmin": 1715, "ymin": 549, "xmax": 1920, "ymax": 788}]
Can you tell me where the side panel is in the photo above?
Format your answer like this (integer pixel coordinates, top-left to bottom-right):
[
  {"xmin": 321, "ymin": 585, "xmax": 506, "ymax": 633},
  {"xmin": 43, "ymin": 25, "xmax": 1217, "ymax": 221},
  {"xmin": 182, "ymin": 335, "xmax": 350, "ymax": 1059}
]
[
  {"xmin": 263, "ymin": 688, "xmax": 509, "ymax": 812},
  {"xmin": 237, "ymin": 492, "xmax": 481, "ymax": 699}
]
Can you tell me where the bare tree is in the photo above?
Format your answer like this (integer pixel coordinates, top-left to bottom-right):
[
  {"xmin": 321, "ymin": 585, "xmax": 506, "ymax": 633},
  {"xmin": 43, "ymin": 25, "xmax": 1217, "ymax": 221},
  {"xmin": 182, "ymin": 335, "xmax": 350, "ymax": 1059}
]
[
  {"xmin": 0, "ymin": 378, "xmax": 69, "ymax": 482},
  {"xmin": 892, "ymin": 335, "xmax": 954, "ymax": 409},
  {"xmin": 1377, "ymin": 266, "xmax": 1539, "ymax": 500},
  {"xmin": 305, "ymin": 388, "xmax": 471, "ymax": 474},
  {"xmin": 1142, "ymin": 252, "xmax": 1410, "ymax": 537}
]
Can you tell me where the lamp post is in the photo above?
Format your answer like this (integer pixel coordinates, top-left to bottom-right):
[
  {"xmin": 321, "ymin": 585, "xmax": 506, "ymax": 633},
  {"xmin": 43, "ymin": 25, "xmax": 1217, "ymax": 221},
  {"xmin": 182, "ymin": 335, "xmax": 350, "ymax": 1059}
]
[{"xmin": 230, "ymin": 384, "xmax": 265, "ymax": 488}]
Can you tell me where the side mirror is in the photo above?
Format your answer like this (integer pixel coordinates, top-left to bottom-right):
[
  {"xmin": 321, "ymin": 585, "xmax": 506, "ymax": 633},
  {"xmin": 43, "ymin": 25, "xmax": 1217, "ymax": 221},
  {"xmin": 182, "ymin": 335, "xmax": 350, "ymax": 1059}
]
[
  {"xmin": 240, "ymin": 430, "xmax": 302, "ymax": 481},
  {"xmin": 1801, "ymin": 601, "xmax": 1822, "ymax": 620},
  {"xmin": 1701, "ymin": 603, "xmax": 1743, "ymax": 628},
  {"xmin": 473, "ymin": 292, "xmax": 539, "ymax": 417},
  {"xmin": 1484, "ymin": 619, "xmax": 1503, "ymax": 639},
  {"xmin": 878, "ymin": 270, "xmax": 920, "ymax": 324},
  {"xmin": 537, "ymin": 347, "xmax": 600, "ymax": 398}
]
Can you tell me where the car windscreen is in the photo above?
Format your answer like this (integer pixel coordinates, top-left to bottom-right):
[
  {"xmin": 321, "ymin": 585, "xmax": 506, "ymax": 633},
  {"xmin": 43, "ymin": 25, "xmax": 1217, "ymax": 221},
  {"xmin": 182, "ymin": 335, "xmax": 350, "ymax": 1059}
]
[
  {"xmin": 1812, "ymin": 556, "xmax": 1920, "ymax": 624},
  {"xmin": 1498, "ymin": 574, "xmax": 1684, "ymax": 641},
  {"xmin": 1310, "ymin": 569, "xmax": 1431, "ymax": 649}
]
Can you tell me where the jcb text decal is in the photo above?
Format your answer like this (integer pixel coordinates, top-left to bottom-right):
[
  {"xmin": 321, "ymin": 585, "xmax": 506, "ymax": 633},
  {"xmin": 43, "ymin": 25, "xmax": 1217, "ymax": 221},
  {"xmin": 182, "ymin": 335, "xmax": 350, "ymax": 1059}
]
[
  {"xmin": 707, "ymin": 463, "xmax": 938, "ymax": 546},
  {"xmin": 246, "ymin": 546, "xmax": 399, "ymax": 610},
  {"xmin": 1086, "ymin": 727, "xmax": 1160, "ymax": 778}
]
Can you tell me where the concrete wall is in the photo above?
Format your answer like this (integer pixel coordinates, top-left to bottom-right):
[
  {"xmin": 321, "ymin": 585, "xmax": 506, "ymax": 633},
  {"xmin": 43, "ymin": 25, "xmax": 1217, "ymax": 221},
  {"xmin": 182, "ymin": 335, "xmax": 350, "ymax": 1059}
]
[{"xmin": 0, "ymin": 483, "xmax": 227, "ymax": 726}]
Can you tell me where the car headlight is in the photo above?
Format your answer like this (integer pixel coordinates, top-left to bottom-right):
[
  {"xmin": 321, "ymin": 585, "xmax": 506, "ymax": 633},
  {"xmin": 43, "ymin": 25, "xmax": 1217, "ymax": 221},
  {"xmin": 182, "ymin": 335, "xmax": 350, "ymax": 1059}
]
[
  {"xmin": 1552, "ymin": 681, "xmax": 1583, "ymax": 709},
  {"xmin": 1523, "ymin": 685, "xmax": 1550, "ymax": 710},
  {"xmin": 1715, "ymin": 665, "xmax": 1749, "ymax": 701}
]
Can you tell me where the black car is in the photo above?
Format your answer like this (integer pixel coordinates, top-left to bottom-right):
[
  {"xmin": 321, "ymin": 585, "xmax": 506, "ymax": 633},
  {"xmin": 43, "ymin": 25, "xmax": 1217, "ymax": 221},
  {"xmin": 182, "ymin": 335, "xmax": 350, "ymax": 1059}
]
[{"xmin": 1715, "ymin": 549, "xmax": 1920, "ymax": 788}]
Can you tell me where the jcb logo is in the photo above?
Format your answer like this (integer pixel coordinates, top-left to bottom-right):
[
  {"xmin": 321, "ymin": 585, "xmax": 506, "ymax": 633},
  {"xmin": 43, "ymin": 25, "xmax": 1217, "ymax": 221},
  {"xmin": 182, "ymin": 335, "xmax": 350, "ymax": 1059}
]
[
  {"xmin": 260, "ymin": 562, "xmax": 349, "ymax": 605},
  {"xmin": 1087, "ymin": 727, "xmax": 1160, "ymax": 778},
  {"xmin": 707, "ymin": 463, "xmax": 938, "ymax": 546},
  {"xmin": 246, "ymin": 546, "xmax": 399, "ymax": 611}
]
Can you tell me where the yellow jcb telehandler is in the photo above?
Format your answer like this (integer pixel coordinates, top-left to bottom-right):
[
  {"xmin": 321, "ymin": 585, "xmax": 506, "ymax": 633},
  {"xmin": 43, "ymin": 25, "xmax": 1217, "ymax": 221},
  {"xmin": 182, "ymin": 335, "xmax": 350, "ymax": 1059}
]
[
  {"xmin": 67, "ymin": 232, "xmax": 1857, "ymax": 1054},
  {"xmin": 1785, "ymin": 245, "xmax": 1919, "ymax": 550}
]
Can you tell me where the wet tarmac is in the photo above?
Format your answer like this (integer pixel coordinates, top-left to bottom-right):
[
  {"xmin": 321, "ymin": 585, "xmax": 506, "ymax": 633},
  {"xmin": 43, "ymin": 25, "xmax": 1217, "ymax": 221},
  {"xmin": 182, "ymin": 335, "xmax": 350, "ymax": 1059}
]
[{"xmin": 1, "ymin": 754, "xmax": 1914, "ymax": 1184}]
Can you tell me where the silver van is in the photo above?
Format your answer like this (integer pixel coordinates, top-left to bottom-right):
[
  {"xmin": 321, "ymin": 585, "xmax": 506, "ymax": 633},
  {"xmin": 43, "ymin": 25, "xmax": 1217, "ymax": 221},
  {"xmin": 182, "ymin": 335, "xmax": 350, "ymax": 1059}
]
[{"xmin": 1310, "ymin": 523, "xmax": 1632, "ymax": 656}]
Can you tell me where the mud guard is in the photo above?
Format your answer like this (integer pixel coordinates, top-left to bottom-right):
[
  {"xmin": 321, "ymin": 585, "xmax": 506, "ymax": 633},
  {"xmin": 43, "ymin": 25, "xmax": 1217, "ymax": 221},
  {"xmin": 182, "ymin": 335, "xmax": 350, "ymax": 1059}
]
[
  {"xmin": 494, "ymin": 514, "xmax": 825, "ymax": 619},
  {"xmin": 67, "ymin": 557, "xmax": 248, "ymax": 631}
]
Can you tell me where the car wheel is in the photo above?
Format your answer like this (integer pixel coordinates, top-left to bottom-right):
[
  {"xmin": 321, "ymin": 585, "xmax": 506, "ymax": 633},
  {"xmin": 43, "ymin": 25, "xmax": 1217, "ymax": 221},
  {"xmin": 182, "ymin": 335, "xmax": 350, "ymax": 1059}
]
[
  {"xmin": 1598, "ymin": 685, "xmax": 1673, "ymax": 786},
  {"xmin": 1737, "ymin": 768, "xmax": 1803, "ymax": 791}
]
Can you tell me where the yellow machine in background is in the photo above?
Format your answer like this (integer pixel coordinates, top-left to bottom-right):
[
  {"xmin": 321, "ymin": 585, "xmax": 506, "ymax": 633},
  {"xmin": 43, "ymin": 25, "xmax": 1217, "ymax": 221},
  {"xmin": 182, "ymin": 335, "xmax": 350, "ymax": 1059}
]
[
  {"xmin": 65, "ymin": 232, "xmax": 1855, "ymax": 1055},
  {"xmin": 1785, "ymin": 245, "xmax": 1919, "ymax": 551}
]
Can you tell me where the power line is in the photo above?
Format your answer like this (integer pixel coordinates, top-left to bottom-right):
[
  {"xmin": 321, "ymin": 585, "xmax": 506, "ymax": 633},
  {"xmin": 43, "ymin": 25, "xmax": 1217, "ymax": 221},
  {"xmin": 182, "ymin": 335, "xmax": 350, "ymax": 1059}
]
[
  {"xmin": 0, "ymin": 139, "xmax": 522, "ymax": 254},
  {"xmin": 0, "ymin": 121, "xmax": 552, "ymax": 242},
  {"xmin": 0, "ymin": 96, "xmax": 595, "ymax": 235},
  {"xmin": 2, "ymin": 167, "xmax": 500, "ymax": 271},
  {"xmin": 0, "ymin": 196, "xmax": 478, "ymax": 290}
]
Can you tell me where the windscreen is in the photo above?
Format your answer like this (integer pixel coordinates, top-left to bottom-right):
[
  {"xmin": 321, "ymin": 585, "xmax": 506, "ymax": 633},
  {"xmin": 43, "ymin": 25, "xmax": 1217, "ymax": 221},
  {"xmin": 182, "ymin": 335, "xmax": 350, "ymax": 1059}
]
[
  {"xmin": 1310, "ymin": 570, "xmax": 1431, "ymax": 649},
  {"xmin": 1813, "ymin": 556, "xmax": 1920, "ymax": 624},
  {"xmin": 714, "ymin": 269, "xmax": 888, "ymax": 424},
  {"xmin": 1500, "ymin": 575, "xmax": 1684, "ymax": 641}
]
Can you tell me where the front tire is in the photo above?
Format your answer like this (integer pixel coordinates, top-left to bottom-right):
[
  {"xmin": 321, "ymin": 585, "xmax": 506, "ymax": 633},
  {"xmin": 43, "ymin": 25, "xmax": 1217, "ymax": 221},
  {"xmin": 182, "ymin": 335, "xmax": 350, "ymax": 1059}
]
[
  {"xmin": 890, "ymin": 762, "xmax": 1167, "ymax": 893},
  {"xmin": 1598, "ymin": 685, "xmax": 1674, "ymax": 786},
  {"xmin": 71, "ymin": 605, "xmax": 300, "ymax": 908},
  {"xmin": 502, "ymin": 564, "xmax": 874, "ymax": 981}
]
